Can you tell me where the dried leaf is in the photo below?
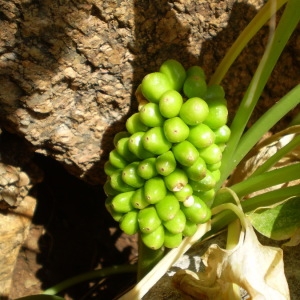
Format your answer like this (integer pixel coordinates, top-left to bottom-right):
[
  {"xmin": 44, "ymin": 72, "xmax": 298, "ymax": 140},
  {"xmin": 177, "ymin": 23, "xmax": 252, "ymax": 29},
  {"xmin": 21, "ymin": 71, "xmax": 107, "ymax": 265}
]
[{"xmin": 173, "ymin": 218, "xmax": 290, "ymax": 299}]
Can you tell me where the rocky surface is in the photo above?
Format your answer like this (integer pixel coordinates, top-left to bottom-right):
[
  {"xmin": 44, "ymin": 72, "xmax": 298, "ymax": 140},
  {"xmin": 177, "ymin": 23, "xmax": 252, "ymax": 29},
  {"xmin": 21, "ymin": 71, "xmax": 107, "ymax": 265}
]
[{"xmin": 1, "ymin": 0, "xmax": 299, "ymax": 185}]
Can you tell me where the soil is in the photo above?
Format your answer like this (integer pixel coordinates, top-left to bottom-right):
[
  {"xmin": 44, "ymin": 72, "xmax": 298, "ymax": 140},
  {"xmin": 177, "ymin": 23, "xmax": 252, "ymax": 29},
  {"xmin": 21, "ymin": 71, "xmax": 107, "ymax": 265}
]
[{"xmin": 9, "ymin": 153, "xmax": 138, "ymax": 300}]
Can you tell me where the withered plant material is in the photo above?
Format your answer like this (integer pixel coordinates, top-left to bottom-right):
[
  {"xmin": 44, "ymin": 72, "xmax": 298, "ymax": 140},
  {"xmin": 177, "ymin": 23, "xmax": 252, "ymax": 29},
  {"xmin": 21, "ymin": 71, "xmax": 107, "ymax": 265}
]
[{"xmin": 173, "ymin": 218, "xmax": 290, "ymax": 300}]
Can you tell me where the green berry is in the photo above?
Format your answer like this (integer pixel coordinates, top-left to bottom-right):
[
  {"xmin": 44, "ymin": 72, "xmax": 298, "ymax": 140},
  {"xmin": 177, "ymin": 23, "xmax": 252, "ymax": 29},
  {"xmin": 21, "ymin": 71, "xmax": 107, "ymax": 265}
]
[
  {"xmin": 172, "ymin": 140, "xmax": 199, "ymax": 167},
  {"xmin": 122, "ymin": 161, "xmax": 145, "ymax": 188},
  {"xmin": 182, "ymin": 219, "xmax": 197, "ymax": 237},
  {"xmin": 198, "ymin": 143, "xmax": 222, "ymax": 164},
  {"xmin": 159, "ymin": 59, "xmax": 186, "ymax": 91},
  {"xmin": 183, "ymin": 75, "xmax": 207, "ymax": 98},
  {"xmin": 186, "ymin": 66, "xmax": 206, "ymax": 79},
  {"xmin": 110, "ymin": 169, "xmax": 135, "ymax": 192},
  {"xmin": 128, "ymin": 132, "xmax": 154, "ymax": 159},
  {"xmin": 137, "ymin": 157, "xmax": 158, "ymax": 179},
  {"xmin": 163, "ymin": 209, "xmax": 186, "ymax": 234},
  {"xmin": 139, "ymin": 102, "xmax": 165, "ymax": 127},
  {"xmin": 141, "ymin": 225, "xmax": 164, "ymax": 250},
  {"xmin": 189, "ymin": 170, "xmax": 216, "ymax": 192},
  {"xmin": 173, "ymin": 183, "xmax": 193, "ymax": 202},
  {"xmin": 163, "ymin": 117, "xmax": 190, "ymax": 143},
  {"xmin": 141, "ymin": 72, "xmax": 173, "ymax": 103},
  {"xmin": 116, "ymin": 137, "xmax": 139, "ymax": 162},
  {"xmin": 120, "ymin": 210, "xmax": 139, "ymax": 235},
  {"xmin": 142, "ymin": 127, "xmax": 172, "ymax": 155},
  {"xmin": 206, "ymin": 161, "xmax": 222, "ymax": 171},
  {"xmin": 214, "ymin": 125, "xmax": 231, "ymax": 144},
  {"xmin": 109, "ymin": 149, "xmax": 128, "ymax": 169},
  {"xmin": 131, "ymin": 187, "xmax": 149, "ymax": 210},
  {"xmin": 179, "ymin": 97, "xmax": 209, "ymax": 126},
  {"xmin": 138, "ymin": 206, "xmax": 162, "ymax": 233},
  {"xmin": 104, "ymin": 161, "xmax": 118, "ymax": 176},
  {"xmin": 193, "ymin": 189, "xmax": 215, "ymax": 207},
  {"xmin": 103, "ymin": 179, "xmax": 119, "ymax": 196},
  {"xmin": 164, "ymin": 168, "xmax": 188, "ymax": 192},
  {"xmin": 155, "ymin": 192, "xmax": 180, "ymax": 221},
  {"xmin": 181, "ymin": 195, "xmax": 211, "ymax": 224},
  {"xmin": 159, "ymin": 90, "xmax": 183, "ymax": 118},
  {"xmin": 111, "ymin": 191, "xmax": 135, "ymax": 213},
  {"xmin": 203, "ymin": 98, "xmax": 228, "ymax": 130},
  {"xmin": 113, "ymin": 131, "xmax": 130, "ymax": 147},
  {"xmin": 105, "ymin": 197, "xmax": 124, "ymax": 222},
  {"xmin": 164, "ymin": 230, "xmax": 182, "ymax": 248},
  {"xmin": 126, "ymin": 112, "xmax": 149, "ymax": 134},
  {"xmin": 155, "ymin": 150, "xmax": 177, "ymax": 176},
  {"xmin": 204, "ymin": 84, "xmax": 225, "ymax": 100},
  {"xmin": 187, "ymin": 123, "xmax": 215, "ymax": 149},
  {"xmin": 183, "ymin": 156, "xmax": 207, "ymax": 181},
  {"xmin": 144, "ymin": 176, "xmax": 167, "ymax": 204}
]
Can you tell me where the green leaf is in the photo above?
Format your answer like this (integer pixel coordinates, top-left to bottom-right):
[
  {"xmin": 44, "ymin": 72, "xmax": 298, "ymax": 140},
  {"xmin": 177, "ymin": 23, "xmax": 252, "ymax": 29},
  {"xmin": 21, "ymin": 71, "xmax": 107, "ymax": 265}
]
[{"xmin": 248, "ymin": 197, "xmax": 300, "ymax": 242}]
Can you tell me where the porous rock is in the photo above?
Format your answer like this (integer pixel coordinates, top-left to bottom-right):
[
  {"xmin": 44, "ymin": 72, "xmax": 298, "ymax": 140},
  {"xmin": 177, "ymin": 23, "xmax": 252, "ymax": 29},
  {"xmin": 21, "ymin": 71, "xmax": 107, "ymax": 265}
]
[{"xmin": 0, "ymin": 0, "xmax": 299, "ymax": 187}]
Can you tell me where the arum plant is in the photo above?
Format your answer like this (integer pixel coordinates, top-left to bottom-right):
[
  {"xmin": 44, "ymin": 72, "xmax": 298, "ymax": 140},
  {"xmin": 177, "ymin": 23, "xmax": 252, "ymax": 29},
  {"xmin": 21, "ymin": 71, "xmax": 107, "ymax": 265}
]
[
  {"xmin": 119, "ymin": 0, "xmax": 300, "ymax": 299},
  {"xmin": 16, "ymin": 0, "xmax": 300, "ymax": 298}
]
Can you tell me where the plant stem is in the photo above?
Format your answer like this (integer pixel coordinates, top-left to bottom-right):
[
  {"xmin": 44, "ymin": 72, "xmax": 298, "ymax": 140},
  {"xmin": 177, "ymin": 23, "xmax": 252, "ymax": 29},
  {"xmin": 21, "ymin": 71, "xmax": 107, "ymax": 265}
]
[
  {"xmin": 226, "ymin": 219, "xmax": 242, "ymax": 300},
  {"xmin": 217, "ymin": 0, "xmax": 300, "ymax": 189},
  {"xmin": 209, "ymin": 0, "xmax": 287, "ymax": 85},
  {"xmin": 43, "ymin": 264, "xmax": 137, "ymax": 295},
  {"xmin": 137, "ymin": 236, "xmax": 165, "ymax": 280}
]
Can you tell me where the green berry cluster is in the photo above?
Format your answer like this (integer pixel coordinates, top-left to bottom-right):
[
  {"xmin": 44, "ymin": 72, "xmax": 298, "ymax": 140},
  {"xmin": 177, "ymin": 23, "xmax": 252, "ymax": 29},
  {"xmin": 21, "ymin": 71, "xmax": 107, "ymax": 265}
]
[{"xmin": 104, "ymin": 59, "xmax": 230, "ymax": 250}]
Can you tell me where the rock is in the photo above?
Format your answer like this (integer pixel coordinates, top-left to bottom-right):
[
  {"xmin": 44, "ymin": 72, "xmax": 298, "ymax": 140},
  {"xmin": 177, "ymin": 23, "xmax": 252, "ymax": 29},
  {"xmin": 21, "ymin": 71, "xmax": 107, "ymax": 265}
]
[
  {"xmin": 0, "ymin": 0, "xmax": 299, "ymax": 186},
  {"xmin": 0, "ymin": 131, "xmax": 43, "ymax": 297}
]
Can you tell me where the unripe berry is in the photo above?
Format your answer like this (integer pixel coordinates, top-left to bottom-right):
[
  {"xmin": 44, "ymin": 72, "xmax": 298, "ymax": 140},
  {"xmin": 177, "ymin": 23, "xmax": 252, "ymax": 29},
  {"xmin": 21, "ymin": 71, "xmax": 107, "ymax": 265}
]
[
  {"xmin": 138, "ymin": 206, "xmax": 162, "ymax": 233},
  {"xmin": 110, "ymin": 169, "xmax": 135, "ymax": 192},
  {"xmin": 159, "ymin": 59, "xmax": 186, "ymax": 91},
  {"xmin": 137, "ymin": 157, "xmax": 158, "ymax": 179},
  {"xmin": 141, "ymin": 72, "xmax": 173, "ymax": 103},
  {"xmin": 172, "ymin": 140, "xmax": 199, "ymax": 167},
  {"xmin": 120, "ymin": 210, "xmax": 139, "ymax": 235},
  {"xmin": 164, "ymin": 168, "xmax": 188, "ymax": 192},
  {"xmin": 126, "ymin": 112, "xmax": 148, "ymax": 134},
  {"xmin": 131, "ymin": 187, "xmax": 150, "ymax": 210},
  {"xmin": 163, "ymin": 117, "xmax": 190, "ymax": 143},
  {"xmin": 144, "ymin": 176, "xmax": 167, "ymax": 204},
  {"xmin": 111, "ymin": 191, "xmax": 135, "ymax": 213},
  {"xmin": 156, "ymin": 150, "xmax": 177, "ymax": 176},
  {"xmin": 164, "ymin": 230, "xmax": 182, "ymax": 248},
  {"xmin": 204, "ymin": 98, "xmax": 228, "ymax": 130},
  {"xmin": 128, "ymin": 132, "xmax": 154, "ymax": 159},
  {"xmin": 163, "ymin": 209, "xmax": 186, "ymax": 234},
  {"xmin": 141, "ymin": 225, "xmax": 165, "ymax": 250},
  {"xmin": 139, "ymin": 102, "xmax": 165, "ymax": 127},
  {"xmin": 183, "ymin": 75, "xmax": 207, "ymax": 98},
  {"xmin": 122, "ymin": 161, "xmax": 145, "ymax": 188},
  {"xmin": 179, "ymin": 97, "xmax": 209, "ymax": 126},
  {"xmin": 142, "ymin": 127, "xmax": 172, "ymax": 155},
  {"xmin": 181, "ymin": 196, "xmax": 211, "ymax": 224},
  {"xmin": 187, "ymin": 123, "xmax": 215, "ymax": 149},
  {"xmin": 109, "ymin": 149, "xmax": 128, "ymax": 169},
  {"xmin": 155, "ymin": 192, "xmax": 180, "ymax": 221},
  {"xmin": 159, "ymin": 90, "xmax": 183, "ymax": 118},
  {"xmin": 198, "ymin": 143, "xmax": 222, "ymax": 165}
]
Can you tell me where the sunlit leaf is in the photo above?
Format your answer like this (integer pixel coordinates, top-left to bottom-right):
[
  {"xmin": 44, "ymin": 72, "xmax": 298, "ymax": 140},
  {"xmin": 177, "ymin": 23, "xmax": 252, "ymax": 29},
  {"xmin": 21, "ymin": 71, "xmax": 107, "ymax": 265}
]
[{"xmin": 248, "ymin": 197, "xmax": 300, "ymax": 245}]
